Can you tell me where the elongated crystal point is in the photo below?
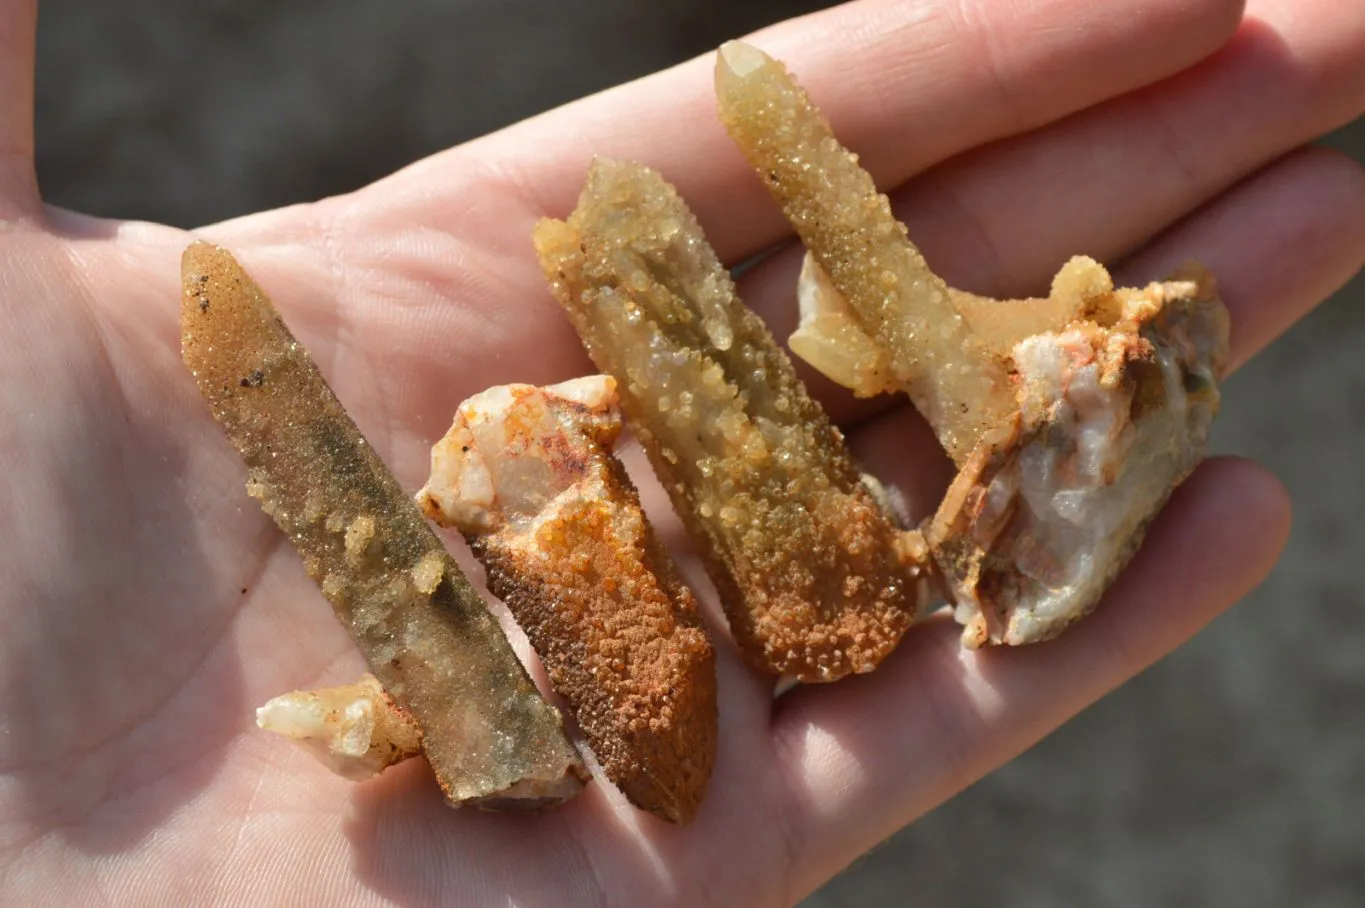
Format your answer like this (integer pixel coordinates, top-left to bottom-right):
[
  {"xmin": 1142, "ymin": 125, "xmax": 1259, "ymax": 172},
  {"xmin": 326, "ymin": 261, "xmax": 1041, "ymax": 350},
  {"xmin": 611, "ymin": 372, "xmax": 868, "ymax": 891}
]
[
  {"xmin": 535, "ymin": 160, "xmax": 927, "ymax": 681},
  {"xmin": 256, "ymin": 674, "xmax": 423, "ymax": 782},
  {"xmin": 181, "ymin": 241, "xmax": 585, "ymax": 806},
  {"xmin": 419, "ymin": 376, "xmax": 718, "ymax": 824},
  {"xmin": 716, "ymin": 41, "xmax": 1014, "ymax": 465}
]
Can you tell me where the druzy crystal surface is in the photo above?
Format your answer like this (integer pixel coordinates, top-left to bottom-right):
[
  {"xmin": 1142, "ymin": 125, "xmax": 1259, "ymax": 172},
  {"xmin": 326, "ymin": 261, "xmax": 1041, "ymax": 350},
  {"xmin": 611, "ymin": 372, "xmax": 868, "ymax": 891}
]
[
  {"xmin": 418, "ymin": 376, "xmax": 717, "ymax": 824},
  {"xmin": 714, "ymin": 42, "xmax": 1230, "ymax": 646},
  {"xmin": 535, "ymin": 161, "xmax": 926, "ymax": 681},
  {"xmin": 182, "ymin": 242, "xmax": 585, "ymax": 806}
]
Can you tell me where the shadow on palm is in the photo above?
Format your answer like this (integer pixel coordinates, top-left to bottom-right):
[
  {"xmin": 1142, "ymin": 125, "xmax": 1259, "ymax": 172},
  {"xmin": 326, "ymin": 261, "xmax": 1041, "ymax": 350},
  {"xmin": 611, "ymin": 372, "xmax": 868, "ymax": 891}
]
[{"xmin": 0, "ymin": 231, "xmax": 252, "ymax": 852}]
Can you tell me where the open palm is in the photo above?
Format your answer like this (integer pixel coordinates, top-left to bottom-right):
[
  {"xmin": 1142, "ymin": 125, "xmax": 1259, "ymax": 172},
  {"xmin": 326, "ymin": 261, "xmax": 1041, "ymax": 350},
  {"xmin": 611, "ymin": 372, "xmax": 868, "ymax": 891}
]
[{"xmin": 2, "ymin": 0, "xmax": 1362, "ymax": 904}]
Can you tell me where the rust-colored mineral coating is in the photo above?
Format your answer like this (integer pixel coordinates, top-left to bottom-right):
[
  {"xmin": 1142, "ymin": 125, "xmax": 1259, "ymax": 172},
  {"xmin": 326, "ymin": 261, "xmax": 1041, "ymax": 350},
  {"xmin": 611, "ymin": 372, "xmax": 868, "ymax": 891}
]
[
  {"xmin": 533, "ymin": 159, "xmax": 924, "ymax": 682},
  {"xmin": 180, "ymin": 241, "xmax": 585, "ymax": 807},
  {"xmin": 715, "ymin": 41, "xmax": 1013, "ymax": 465},
  {"xmin": 417, "ymin": 377, "xmax": 717, "ymax": 824}
]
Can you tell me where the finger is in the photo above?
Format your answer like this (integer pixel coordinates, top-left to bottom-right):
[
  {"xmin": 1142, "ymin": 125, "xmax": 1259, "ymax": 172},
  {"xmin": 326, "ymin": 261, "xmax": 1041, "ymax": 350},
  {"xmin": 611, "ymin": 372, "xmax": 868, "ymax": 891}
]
[
  {"xmin": 216, "ymin": 0, "xmax": 1245, "ymax": 451},
  {"xmin": 741, "ymin": 0, "xmax": 1364, "ymax": 428},
  {"xmin": 0, "ymin": 0, "xmax": 37, "ymax": 216},
  {"xmin": 382, "ymin": 0, "xmax": 1244, "ymax": 264},
  {"xmin": 887, "ymin": 0, "xmax": 1365, "ymax": 299},
  {"xmin": 835, "ymin": 143, "xmax": 1365, "ymax": 475},
  {"xmin": 737, "ymin": 0, "xmax": 1363, "ymax": 410},
  {"xmin": 1118, "ymin": 147, "xmax": 1365, "ymax": 373},
  {"xmin": 767, "ymin": 457, "xmax": 1292, "ymax": 900}
]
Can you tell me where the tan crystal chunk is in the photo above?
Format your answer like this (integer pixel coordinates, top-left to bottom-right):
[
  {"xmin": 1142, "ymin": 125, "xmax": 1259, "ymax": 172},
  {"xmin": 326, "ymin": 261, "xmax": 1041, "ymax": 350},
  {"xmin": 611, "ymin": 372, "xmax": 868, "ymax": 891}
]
[
  {"xmin": 715, "ymin": 41, "xmax": 1013, "ymax": 464},
  {"xmin": 949, "ymin": 256, "xmax": 1126, "ymax": 362},
  {"xmin": 181, "ymin": 242, "xmax": 585, "ymax": 807},
  {"xmin": 534, "ymin": 159, "xmax": 926, "ymax": 682},
  {"xmin": 418, "ymin": 376, "xmax": 718, "ymax": 824}
]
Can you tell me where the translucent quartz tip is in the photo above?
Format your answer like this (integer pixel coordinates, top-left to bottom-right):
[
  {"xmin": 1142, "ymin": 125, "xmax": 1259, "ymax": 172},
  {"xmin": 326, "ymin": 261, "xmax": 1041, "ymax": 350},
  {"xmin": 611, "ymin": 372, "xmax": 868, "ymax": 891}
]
[{"xmin": 718, "ymin": 40, "xmax": 768, "ymax": 77}]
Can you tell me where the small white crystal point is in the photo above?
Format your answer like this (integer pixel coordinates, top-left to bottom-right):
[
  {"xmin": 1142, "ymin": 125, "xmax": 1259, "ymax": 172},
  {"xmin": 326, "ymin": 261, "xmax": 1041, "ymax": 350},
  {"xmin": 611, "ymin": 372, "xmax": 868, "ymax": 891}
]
[{"xmin": 255, "ymin": 674, "xmax": 422, "ymax": 782}]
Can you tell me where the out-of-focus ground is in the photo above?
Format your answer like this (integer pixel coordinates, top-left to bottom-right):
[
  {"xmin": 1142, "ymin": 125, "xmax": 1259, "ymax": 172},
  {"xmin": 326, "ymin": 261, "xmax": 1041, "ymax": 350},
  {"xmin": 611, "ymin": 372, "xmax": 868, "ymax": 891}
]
[{"xmin": 34, "ymin": 3, "xmax": 1363, "ymax": 906}]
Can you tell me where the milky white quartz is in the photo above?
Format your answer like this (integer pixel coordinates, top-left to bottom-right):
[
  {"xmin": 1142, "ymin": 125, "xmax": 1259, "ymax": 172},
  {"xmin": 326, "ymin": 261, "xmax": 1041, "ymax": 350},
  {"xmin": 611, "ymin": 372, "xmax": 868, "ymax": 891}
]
[{"xmin": 256, "ymin": 674, "xmax": 423, "ymax": 781}]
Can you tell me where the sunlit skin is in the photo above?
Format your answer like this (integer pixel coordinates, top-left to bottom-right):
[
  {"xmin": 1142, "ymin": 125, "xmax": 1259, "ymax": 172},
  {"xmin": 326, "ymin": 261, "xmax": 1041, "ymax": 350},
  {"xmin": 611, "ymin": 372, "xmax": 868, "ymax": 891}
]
[{"xmin": 1, "ymin": 0, "xmax": 1362, "ymax": 904}]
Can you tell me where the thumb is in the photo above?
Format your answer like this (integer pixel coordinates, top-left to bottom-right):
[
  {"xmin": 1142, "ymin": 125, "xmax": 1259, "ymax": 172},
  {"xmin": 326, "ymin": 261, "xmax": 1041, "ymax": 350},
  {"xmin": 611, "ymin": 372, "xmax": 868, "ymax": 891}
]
[{"xmin": 0, "ymin": 0, "xmax": 37, "ymax": 218}]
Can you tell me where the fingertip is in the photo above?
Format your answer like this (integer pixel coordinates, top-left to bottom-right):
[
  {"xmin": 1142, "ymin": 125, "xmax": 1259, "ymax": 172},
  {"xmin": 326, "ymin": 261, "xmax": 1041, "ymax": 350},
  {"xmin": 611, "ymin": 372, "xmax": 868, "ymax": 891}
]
[
  {"xmin": 1174, "ymin": 0, "xmax": 1249, "ymax": 61},
  {"xmin": 0, "ymin": 0, "xmax": 37, "ymax": 217},
  {"xmin": 1120, "ymin": 146, "xmax": 1365, "ymax": 374},
  {"xmin": 1173, "ymin": 453, "xmax": 1288, "ymax": 581},
  {"xmin": 1203, "ymin": 455, "xmax": 1293, "ymax": 548},
  {"xmin": 1298, "ymin": 145, "xmax": 1365, "ymax": 275}
]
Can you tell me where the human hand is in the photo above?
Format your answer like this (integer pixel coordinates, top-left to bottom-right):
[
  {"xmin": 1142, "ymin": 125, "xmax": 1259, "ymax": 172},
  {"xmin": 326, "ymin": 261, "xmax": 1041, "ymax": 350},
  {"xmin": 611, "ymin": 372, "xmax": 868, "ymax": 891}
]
[{"xmin": 1, "ymin": 0, "xmax": 1361, "ymax": 904}]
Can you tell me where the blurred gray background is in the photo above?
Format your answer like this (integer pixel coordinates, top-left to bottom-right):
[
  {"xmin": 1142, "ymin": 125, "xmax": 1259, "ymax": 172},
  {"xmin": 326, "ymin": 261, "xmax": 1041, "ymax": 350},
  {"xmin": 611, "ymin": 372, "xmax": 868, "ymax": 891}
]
[{"xmin": 33, "ymin": 2, "xmax": 1363, "ymax": 906}]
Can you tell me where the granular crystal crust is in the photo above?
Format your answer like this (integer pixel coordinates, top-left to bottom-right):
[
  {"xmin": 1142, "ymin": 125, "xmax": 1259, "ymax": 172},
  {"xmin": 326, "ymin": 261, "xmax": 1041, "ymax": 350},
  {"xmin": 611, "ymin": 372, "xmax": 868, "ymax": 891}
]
[
  {"xmin": 181, "ymin": 242, "xmax": 585, "ymax": 807},
  {"xmin": 714, "ymin": 42, "xmax": 1232, "ymax": 647},
  {"xmin": 418, "ymin": 376, "xmax": 718, "ymax": 824},
  {"xmin": 716, "ymin": 41, "xmax": 1013, "ymax": 465},
  {"xmin": 535, "ymin": 160, "xmax": 925, "ymax": 682}
]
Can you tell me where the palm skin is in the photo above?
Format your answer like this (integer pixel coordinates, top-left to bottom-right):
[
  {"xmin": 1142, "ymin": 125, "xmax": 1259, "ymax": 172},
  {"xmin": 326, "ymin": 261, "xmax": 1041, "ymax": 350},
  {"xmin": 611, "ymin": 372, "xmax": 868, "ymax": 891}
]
[{"xmin": 1, "ymin": 0, "xmax": 1362, "ymax": 905}]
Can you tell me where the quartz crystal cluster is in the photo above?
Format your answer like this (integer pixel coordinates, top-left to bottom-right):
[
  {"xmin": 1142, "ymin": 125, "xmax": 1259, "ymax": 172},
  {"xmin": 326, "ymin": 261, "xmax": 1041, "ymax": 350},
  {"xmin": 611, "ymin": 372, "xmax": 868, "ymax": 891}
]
[
  {"xmin": 926, "ymin": 265, "xmax": 1226, "ymax": 644},
  {"xmin": 255, "ymin": 674, "xmax": 423, "ymax": 782},
  {"xmin": 713, "ymin": 42, "xmax": 1230, "ymax": 646},
  {"xmin": 715, "ymin": 41, "xmax": 1014, "ymax": 464},
  {"xmin": 183, "ymin": 38, "xmax": 1231, "ymax": 822}
]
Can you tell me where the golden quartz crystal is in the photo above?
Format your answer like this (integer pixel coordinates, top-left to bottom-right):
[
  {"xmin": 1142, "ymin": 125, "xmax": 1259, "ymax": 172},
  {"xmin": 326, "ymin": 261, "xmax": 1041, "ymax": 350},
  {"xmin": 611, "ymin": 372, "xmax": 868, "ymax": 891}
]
[
  {"xmin": 715, "ymin": 43, "xmax": 1231, "ymax": 646},
  {"xmin": 181, "ymin": 242, "xmax": 585, "ymax": 807},
  {"xmin": 715, "ymin": 40, "xmax": 1014, "ymax": 465},
  {"xmin": 535, "ymin": 161, "xmax": 927, "ymax": 682}
]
